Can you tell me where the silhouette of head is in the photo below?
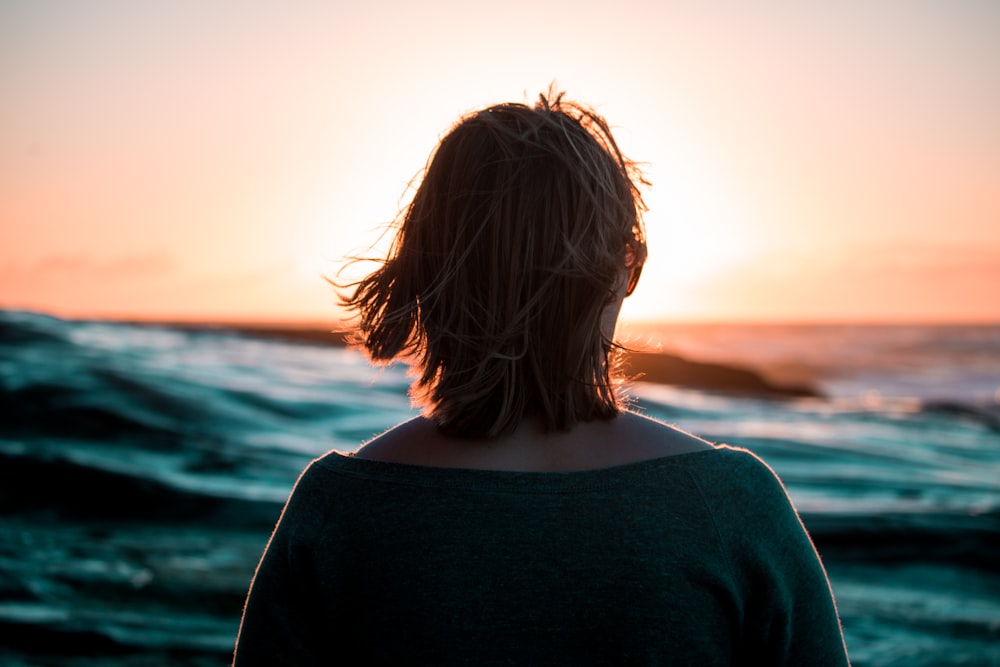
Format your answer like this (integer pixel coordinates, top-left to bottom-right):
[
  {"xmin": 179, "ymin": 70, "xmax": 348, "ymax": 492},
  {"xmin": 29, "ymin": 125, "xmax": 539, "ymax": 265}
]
[{"xmin": 344, "ymin": 89, "xmax": 647, "ymax": 437}]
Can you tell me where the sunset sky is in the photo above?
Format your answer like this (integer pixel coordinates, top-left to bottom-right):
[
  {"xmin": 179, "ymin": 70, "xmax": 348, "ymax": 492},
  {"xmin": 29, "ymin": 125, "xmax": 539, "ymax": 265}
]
[{"xmin": 2, "ymin": 0, "xmax": 998, "ymax": 324}]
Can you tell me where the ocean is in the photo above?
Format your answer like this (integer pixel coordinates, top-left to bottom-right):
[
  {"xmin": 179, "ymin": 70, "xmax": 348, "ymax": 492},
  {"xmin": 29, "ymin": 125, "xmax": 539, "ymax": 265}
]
[{"xmin": 1, "ymin": 310, "xmax": 997, "ymax": 666}]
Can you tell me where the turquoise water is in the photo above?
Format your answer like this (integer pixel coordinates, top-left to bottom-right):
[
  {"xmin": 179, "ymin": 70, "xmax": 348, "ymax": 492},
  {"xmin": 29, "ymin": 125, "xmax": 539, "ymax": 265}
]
[{"xmin": 1, "ymin": 311, "xmax": 997, "ymax": 665}]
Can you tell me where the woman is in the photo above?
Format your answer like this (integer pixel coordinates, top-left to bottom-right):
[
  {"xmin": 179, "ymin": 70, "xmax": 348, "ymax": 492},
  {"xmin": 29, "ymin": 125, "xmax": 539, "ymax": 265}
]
[{"xmin": 233, "ymin": 91, "xmax": 850, "ymax": 665}]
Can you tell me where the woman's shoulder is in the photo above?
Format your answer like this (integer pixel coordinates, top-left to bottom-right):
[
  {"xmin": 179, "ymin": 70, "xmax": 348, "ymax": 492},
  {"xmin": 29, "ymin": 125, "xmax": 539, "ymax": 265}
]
[{"xmin": 679, "ymin": 443, "xmax": 806, "ymax": 540}]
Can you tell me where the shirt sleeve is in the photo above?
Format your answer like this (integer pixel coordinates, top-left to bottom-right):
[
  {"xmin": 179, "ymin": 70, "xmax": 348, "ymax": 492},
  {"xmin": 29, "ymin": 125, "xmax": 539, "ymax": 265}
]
[
  {"xmin": 232, "ymin": 460, "xmax": 340, "ymax": 667},
  {"xmin": 692, "ymin": 447, "xmax": 851, "ymax": 666}
]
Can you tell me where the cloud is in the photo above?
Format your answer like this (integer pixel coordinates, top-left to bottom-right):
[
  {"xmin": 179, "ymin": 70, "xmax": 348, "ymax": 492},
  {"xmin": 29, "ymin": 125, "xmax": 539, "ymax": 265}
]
[
  {"xmin": 684, "ymin": 242, "xmax": 1000, "ymax": 321},
  {"xmin": 0, "ymin": 251, "xmax": 177, "ymax": 310},
  {"xmin": 834, "ymin": 242, "xmax": 1000, "ymax": 277},
  {"xmin": 0, "ymin": 251, "xmax": 176, "ymax": 282}
]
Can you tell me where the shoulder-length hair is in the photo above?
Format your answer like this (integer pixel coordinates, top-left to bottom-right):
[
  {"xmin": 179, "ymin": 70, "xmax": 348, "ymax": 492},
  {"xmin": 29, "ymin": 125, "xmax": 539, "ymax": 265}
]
[{"xmin": 339, "ymin": 90, "xmax": 647, "ymax": 438}]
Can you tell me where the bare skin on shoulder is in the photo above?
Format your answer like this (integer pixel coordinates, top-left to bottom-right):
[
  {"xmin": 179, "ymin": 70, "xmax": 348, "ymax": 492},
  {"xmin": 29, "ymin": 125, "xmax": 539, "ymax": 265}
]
[{"xmin": 356, "ymin": 412, "xmax": 713, "ymax": 472}]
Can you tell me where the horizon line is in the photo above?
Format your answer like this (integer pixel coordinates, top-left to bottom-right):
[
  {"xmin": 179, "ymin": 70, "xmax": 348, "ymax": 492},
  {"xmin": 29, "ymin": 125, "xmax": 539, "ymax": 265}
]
[{"xmin": 4, "ymin": 307, "xmax": 999, "ymax": 329}]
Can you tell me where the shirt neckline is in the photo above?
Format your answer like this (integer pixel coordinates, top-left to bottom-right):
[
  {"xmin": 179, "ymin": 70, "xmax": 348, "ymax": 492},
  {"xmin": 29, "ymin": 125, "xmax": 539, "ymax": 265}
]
[{"xmin": 313, "ymin": 446, "xmax": 737, "ymax": 493}]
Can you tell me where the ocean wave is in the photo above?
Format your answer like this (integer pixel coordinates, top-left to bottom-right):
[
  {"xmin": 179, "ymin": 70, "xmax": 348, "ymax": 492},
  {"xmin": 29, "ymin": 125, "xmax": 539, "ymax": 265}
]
[
  {"xmin": 0, "ymin": 448, "xmax": 282, "ymax": 527},
  {"xmin": 2, "ymin": 309, "xmax": 999, "ymax": 665}
]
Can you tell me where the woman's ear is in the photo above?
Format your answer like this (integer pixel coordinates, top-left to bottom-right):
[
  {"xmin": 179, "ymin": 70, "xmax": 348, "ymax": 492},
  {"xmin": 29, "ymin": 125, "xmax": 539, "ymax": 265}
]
[{"xmin": 600, "ymin": 275, "xmax": 628, "ymax": 342}]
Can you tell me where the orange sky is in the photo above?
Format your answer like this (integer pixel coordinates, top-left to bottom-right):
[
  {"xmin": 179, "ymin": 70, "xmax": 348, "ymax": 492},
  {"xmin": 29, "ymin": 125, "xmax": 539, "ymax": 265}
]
[{"xmin": 2, "ymin": 1, "xmax": 998, "ymax": 324}]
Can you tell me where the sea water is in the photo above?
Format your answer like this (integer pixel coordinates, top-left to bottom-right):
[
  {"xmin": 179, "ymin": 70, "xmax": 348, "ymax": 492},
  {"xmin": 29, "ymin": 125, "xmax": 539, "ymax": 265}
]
[{"xmin": 0, "ymin": 310, "xmax": 997, "ymax": 666}]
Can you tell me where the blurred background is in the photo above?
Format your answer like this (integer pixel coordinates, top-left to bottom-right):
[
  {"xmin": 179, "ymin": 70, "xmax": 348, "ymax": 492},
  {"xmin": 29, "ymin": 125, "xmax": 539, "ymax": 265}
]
[
  {"xmin": 1, "ymin": 1, "xmax": 998, "ymax": 665},
  {"xmin": 3, "ymin": 0, "xmax": 998, "ymax": 324}
]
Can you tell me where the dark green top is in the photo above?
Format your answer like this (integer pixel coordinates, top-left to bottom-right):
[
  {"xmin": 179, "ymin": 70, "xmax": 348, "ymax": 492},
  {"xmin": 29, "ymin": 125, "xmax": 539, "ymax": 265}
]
[{"xmin": 233, "ymin": 445, "xmax": 849, "ymax": 666}]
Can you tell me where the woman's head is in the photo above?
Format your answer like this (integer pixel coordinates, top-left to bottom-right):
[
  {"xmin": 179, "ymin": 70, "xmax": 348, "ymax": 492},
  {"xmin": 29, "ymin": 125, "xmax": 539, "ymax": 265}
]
[{"xmin": 342, "ymin": 89, "xmax": 647, "ymax": 437}]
